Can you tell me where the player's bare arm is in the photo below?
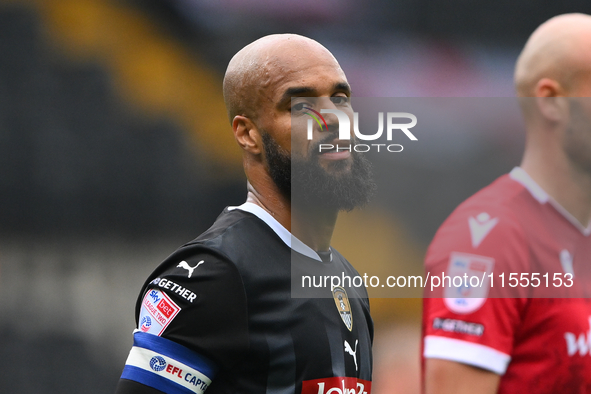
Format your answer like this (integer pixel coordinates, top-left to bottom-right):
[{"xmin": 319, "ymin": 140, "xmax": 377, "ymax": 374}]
[{"xmin": 425, "ymin": 359, "xmax": 499, "ymax": 394}]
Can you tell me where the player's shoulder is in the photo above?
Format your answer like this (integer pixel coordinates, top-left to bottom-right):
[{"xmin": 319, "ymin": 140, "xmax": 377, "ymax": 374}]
[
  {"xmin": 427, "ymin": 171, "xmax": 531, "ymax": 266},
  {"xmin": 440, "ymin": 172, "xmax": 530, "ymax": 233},
  {"xmin": 145, "ymin": 205, "xmax": 291, "ymax": 296},
  {"xmin": 330, "ymin": 247, "xmax": 357, "ymax": 272},
  {"xmin": 142, "ymin": 208, "xmax": 261, "ymax": 290},
  {"xmin": 189, "ymin": 206, "xmax": 287, "ymax": 262},
  {"xmin": 135, "ymin": 214, "xmax": 252, "ymax": 343},
  {"xmin": 190, "ymin": 206, "xmax": 269, "ymax": 245},
  {"xmin": 152, "ymin": 207, "xmax": 280, "ymax": 272},
  {"xmin": 330, "ymin": 247, "xmax": 370, "ymax": 299},
  {"xmin": 452, "ymin": 172, "xmax": 527, "ymax": 222}
]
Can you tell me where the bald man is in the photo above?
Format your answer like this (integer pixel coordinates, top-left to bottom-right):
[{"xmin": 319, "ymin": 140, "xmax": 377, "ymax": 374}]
[
  {"xmin": 422, "ymin": 14, "xmax": 591, "ymax": 394},
  {"xmin": 115, "ymin": 34, "xmax": 375, "ymax": 394}
]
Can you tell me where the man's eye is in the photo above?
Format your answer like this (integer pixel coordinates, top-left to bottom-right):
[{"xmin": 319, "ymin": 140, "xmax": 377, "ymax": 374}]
[
  {"xmin": 292, "ymin": 103, "xmax": 306, "ymax": 111},
  {"xmin": 331, "ymin": 96, "xmax": 349, "ymax": 105}
]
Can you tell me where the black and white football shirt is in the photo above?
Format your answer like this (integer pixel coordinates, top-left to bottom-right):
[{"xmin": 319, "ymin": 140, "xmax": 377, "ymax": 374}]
[{"xmin": 116, "ymin": 202, "xmax": 373, "ymax": 394}]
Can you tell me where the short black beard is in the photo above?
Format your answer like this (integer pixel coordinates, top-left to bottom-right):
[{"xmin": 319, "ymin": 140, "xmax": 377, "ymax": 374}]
[
  {"xmin": 262, "ymin": 132, "xmax": 292, "ymax": 197},
  {"xmin": 262, "ymin": 132, "xmax": 376, "ymax": 212}
]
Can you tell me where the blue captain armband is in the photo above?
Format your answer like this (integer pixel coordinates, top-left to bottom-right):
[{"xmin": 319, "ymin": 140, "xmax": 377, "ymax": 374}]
[{"xmin": 121, "ymin": 331, "xmax": 218, "ymax": 394}]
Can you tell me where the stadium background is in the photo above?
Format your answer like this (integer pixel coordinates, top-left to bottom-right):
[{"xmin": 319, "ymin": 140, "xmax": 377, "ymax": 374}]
[{"xmin": 0, "ymin": 0, "xmax": 588, "ymax": 392}]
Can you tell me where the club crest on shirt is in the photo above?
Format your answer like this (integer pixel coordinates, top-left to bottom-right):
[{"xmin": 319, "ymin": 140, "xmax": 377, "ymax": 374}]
[{"xmin": 332, "ymin": 286, "xmax": 353, "ymax": 331}]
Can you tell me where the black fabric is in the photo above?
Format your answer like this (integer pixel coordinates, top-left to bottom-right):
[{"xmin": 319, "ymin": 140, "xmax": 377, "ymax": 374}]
[
  {"xmin": 115, "ymin": 379, "xmax": 164, "ymax": 394},
  {"xmin": 117, "ymin": 207, "xmax": 373, "ymax": 393}
]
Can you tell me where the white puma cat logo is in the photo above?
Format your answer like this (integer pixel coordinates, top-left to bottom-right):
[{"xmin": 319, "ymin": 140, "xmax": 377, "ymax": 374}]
[
  {"xmin": 344, "ymin": 339, "xmax": 359, "ymax": 371},
  {"xmin": 177, "ymin": 260, "xmax": 204, "ymax": 278}
]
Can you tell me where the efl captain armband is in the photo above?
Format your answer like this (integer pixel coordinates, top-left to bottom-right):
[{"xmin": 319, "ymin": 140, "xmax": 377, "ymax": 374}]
[{"xmin": 121, "ymin": 331, "xmax": 217, "ymax": 394}]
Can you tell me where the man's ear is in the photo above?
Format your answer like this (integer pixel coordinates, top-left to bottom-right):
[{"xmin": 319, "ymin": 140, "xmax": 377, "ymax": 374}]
[
  {"xmin": 232, "ymin": 115, "xmax": 263, "ymax": 155},
  {"xmin": 534, "ymin": 78, "xmax": 568, "ymax": 122}
]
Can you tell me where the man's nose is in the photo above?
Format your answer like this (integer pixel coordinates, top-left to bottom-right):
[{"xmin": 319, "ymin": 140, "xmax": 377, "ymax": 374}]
[{"xmin": 320, "ymin": 108, "xmax": 351, "ymax": 139}]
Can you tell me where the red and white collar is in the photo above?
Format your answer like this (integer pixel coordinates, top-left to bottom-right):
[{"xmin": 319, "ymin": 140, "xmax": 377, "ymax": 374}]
[{"xmin": 510, "ymin": 167, "xmax": 591, "ymax": 236}]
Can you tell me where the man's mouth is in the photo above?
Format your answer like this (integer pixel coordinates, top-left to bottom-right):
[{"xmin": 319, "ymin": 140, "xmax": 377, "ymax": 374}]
[{"xmin": 317, "ymin": 141, "xmax": 352, "ymax": 160}]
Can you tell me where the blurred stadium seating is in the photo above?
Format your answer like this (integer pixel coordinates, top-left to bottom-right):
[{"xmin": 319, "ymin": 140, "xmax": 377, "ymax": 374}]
[{"xmin": 0, "ymin": 1, "xmax": 246, "ymax": 391}]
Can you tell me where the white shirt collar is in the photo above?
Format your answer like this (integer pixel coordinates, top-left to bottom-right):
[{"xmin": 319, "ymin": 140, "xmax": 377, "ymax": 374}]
[
  {"xmin": 227, "ymin": 202, "xmax": 327, "ymax": 261},
  {"xmin": 509, "ymin": 167, "xmax": 549, "ymax": 203},
  {"xmin": 510, "ymin": 167, "xmax": 591, "ymax": 236}
]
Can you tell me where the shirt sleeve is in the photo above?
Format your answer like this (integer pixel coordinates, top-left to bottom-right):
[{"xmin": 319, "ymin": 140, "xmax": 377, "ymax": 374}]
[
  {"xmin": 117, "ymin": 246, "xmax": 249, "ymax": 393},
  {"xmin": 422, "ymin": 204, "xmax": 529, "ymax": 375}
]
